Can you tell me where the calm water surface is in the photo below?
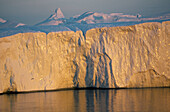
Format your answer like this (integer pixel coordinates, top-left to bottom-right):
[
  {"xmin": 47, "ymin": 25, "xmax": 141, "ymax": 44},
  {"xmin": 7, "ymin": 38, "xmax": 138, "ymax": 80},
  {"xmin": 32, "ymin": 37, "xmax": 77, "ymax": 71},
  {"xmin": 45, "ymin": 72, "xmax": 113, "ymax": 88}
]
[{"xmin": 0, "ymin": 88, "xmax": 169, "ymax": 112}]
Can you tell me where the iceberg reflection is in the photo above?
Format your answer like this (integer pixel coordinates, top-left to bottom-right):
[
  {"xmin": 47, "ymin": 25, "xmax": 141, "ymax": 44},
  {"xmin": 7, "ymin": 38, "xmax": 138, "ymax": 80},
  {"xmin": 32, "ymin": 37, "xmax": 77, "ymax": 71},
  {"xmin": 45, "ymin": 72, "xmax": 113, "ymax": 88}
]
[{"xmin": 0, "ymin": 88, "xmax": 169, "ymax": 112}]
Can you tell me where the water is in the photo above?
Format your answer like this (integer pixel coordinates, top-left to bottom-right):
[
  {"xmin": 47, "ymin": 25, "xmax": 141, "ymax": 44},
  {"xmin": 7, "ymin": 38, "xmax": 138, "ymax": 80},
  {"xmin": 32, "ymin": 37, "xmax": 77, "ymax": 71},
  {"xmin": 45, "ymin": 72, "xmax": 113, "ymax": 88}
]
[{"xmin": 0, "ymin": 88, "xmax": 169, "ymax": 112}]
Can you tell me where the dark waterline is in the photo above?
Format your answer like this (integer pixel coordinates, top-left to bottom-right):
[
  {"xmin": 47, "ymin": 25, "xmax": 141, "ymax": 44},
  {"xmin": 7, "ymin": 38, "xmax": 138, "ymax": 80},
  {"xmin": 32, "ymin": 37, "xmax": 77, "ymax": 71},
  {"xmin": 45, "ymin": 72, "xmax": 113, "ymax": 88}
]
[{"xmin": 0, "ymin": 88, "xmax": 169, "ymax": 112}]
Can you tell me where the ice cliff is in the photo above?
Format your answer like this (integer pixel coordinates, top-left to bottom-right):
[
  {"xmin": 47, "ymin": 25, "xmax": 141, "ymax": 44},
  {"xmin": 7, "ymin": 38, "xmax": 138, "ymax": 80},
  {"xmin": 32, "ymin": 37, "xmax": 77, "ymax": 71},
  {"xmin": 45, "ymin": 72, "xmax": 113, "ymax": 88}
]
[{"xmin": 0, "ymin": 21, "xmax": 170, "ymax": 94}]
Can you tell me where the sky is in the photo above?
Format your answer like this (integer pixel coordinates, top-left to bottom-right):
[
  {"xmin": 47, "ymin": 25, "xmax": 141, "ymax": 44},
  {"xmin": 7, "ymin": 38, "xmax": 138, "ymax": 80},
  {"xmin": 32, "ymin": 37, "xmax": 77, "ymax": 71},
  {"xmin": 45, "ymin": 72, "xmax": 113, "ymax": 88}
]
[{"xmin": 0, "ymin": 0, "xmax": 170, "ymax": 25}]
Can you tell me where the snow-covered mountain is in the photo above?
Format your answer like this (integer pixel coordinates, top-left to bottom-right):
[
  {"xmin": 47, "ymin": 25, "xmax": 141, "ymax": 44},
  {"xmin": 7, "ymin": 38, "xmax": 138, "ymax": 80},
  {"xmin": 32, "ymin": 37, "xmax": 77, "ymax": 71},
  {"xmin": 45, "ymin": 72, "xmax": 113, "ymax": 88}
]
[
  {"xmin": 36, "ymin": 8, "xmax": 66, "ymax": 26},
  {"xmin": 0, "ymin": 18, "xmax": 25, "ymax": 28},
  {"xmin": 37, "ymin": 8, "xmax": 170, "ymax": 26}
]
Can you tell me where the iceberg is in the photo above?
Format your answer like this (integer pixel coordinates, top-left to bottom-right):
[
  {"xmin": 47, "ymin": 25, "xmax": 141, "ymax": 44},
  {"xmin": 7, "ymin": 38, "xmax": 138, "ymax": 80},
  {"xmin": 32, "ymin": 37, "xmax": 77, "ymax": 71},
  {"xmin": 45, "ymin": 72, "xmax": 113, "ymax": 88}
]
[{"xmin": 0, "ymin": 21, "xmax": 169, "ymax": 94}]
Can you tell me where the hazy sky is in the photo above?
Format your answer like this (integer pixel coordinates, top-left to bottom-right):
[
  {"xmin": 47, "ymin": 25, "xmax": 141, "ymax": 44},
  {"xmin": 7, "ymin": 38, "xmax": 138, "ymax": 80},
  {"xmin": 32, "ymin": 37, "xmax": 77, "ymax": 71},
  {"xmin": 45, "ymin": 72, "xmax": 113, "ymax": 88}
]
[{"xmin": 0, "ymin": 0, "xmax": 170, "ymax": 25}]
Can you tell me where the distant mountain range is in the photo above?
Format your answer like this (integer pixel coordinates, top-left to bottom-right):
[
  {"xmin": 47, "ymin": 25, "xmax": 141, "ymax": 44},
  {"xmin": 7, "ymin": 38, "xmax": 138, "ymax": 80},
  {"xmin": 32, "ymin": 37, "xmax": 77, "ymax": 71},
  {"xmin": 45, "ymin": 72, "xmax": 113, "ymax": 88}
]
[
  {"xmin": 0, "ymin": 8, "xmax": 170, "ymax": 28},
  {"xmin": 0, "ymin": 18, "xmax": 25, "ymax": 29},
  {"xmin": 36, "ymin": 8, "xmax": 170, "ymax": 26}
]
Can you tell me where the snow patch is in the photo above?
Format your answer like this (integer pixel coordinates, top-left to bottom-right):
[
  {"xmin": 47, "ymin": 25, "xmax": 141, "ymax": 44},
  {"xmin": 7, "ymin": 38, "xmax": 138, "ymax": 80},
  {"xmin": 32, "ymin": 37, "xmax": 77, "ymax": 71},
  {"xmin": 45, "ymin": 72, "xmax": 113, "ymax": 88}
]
[
  {"xmin": 15, "ymin": 23, "xmax": 25, "ymax": 28},
  {"xmin": 0, "ymin": 18, "xmax": 7, "ymax": 23}
]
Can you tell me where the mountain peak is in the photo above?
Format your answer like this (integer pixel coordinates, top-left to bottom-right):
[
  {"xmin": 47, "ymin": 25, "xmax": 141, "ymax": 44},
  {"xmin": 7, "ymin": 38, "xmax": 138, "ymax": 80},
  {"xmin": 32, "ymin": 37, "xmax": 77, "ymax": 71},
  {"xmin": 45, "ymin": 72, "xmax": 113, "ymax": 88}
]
[{"xmin": 54, "ymin": 8, "xmax": 65, "ymax": 18}]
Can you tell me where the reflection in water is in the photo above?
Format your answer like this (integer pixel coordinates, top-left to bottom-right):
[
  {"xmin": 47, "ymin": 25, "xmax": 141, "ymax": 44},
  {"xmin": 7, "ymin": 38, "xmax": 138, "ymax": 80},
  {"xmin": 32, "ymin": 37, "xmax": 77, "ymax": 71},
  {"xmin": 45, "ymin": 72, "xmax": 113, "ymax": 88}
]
[{"xmin": 0, "ymin": 88, "xmax": 169, "ymax": 112}]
